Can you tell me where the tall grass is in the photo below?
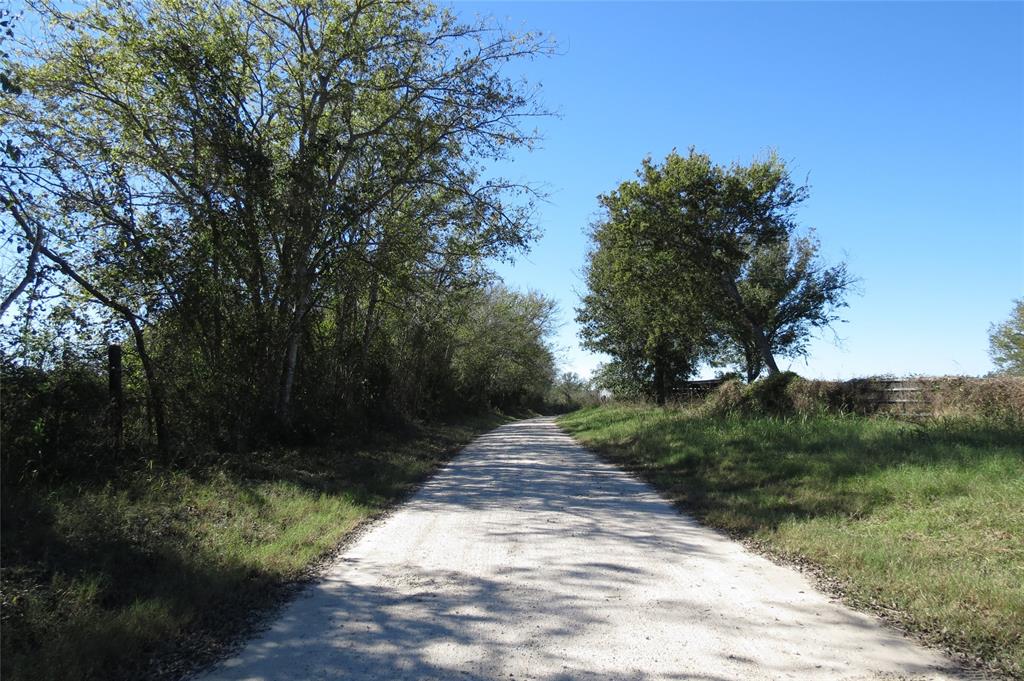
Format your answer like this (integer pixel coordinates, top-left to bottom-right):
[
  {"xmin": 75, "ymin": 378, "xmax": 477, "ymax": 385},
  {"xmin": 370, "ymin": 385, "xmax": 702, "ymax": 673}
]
[
  {"xmin": 0, "ymin": 414, "xmax": 509, "ymax": 681},
  {"xmin": 559, "ymin": 405, "xmax": 1024, "ymax": 678}
]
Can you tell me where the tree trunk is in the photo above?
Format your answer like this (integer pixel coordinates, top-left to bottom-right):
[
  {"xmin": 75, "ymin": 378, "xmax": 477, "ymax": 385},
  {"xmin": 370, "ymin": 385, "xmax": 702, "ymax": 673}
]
[
  {"xmin": 276, "ymin": 267, "xmax": 313, "ymax": 427},
  {"xmin": 358, "ymin": 275, "xmax": 380, "ymax": 377},
  {"xmin": 744, "ymin": 344, "xmax": 761, "ymax": 383},
  {"xmin": 108, "ymin": 344, "xmax": 124, "ymax": 449},
  {"xmin": 127, "ymin": 318, "xmax": 170, "ymax": 454},
  {"xmin": 0, "ymin": 213, "xmax": 43, "ymax": 318},
  {"xmin": 745, "ymin": 362, "xmax": 758, "ymax": 384},
  {"xmin": 653, "ymin": 355, "xmax": 667, "ymax": 406},
  {"xmin": 719, "ymin": 273, "xmax": 780, "ymax": 377},
  {"xmin": 278, "ymin": 330, "xmax": 300, "ymax": 426}
]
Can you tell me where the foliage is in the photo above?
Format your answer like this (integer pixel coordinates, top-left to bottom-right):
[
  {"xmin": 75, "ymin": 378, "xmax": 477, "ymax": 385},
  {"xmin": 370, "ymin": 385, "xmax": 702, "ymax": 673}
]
[
  {"xmin": 699, "ymin": 373, "xmax": 1024, "ymax": 422},
  {"xmin": 577, "ymin": 160, "xmax": 710, "ymax": 403},
  {"xmin": 546, "ymin": 370, "xmax": 600, "ymax": 412},
  {"xmin": 691, "ymin": 371, "xmax": 804, "ymax": 416},
  {"xmin": 577, "ymin": 148, "xmax": 853, "ymax": 397},
  {"xmin": 589, "ymin": 361, "xmax": 650, "ymax": 401},
  {"xmin": 923, "ymin": 376, "xmax": 1024, "ymax": 421},
  {"xmin": 710, "ymin": 233, "xmax": 853, "ymax": 381},
  {"xmin": 0, "ymin": 356, "xmax": 110, "ymax": 481},
  {"xmin": 449, "ymin": 285, "xmax": 557, "ymax": 411},
  {"xmin": 989, "ymin": 298, "xmax": 1024, "ymax": 376},
  {"xmin": 741, "ymin": 370, "xmax": 800, "ymax": 413},
  {"xmin": 1, "ymin": 0, "xmax": 556, "ymax": 461},
  {"xmin": 559, "ymin": 405, "xmax": 1024, "ymax": 679}
]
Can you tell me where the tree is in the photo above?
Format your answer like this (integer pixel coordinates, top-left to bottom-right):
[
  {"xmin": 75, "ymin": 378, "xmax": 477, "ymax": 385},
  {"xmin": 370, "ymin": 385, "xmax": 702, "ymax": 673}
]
[
  {"xmin": 450, "ymin": 285, "xmax": 557, "ymax": 409},
  {"xmin": 2, "ymin": 0, "xmax": 555, "ymax": 451},
  {"xmin": 554, "ymin": 371, "xmax": 587, "ymax": 403},
  {"xmin": 578, "ymin": 148, "xmax": 853, "ymax": 395},
  {"xmin": 577, "ymin": 183, "xmax": 709, "ymax": 404},
  {"xmin": 0, "ymin": 6, "xmax": 41, "ymax": 320},
  {"xmin": 710, "ymin": 232, "xmax": 853, "ymax": 381},
  {"xmin": 628, "ymin": 148, "xmax": 818, "ymax": 377},
  {"xmin": 989, "ymin": 298, "xmax": 1024, "ymax": 376}
]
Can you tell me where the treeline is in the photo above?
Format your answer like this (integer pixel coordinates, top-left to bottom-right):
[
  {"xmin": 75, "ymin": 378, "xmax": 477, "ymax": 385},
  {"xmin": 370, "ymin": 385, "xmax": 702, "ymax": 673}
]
[
  {"xmin": 578, "ymin": 149, "xmax": 854, "ymax": 403},
  {"xmin": 0, "ymin": 0, "xmax": 557, "ymax": 476}
]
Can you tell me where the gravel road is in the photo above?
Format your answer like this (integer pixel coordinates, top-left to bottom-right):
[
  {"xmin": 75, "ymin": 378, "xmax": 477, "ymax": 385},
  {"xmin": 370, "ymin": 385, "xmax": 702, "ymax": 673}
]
[{"xmin": 199, "ymin": 417, "xmax": 963, "ymax": 681}]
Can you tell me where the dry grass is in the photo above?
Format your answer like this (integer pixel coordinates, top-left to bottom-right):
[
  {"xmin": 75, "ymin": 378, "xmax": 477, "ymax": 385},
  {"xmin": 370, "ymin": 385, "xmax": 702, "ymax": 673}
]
[{"xmin": 699, "ymin": 373, "xmax": 1024, "ymax": 421}]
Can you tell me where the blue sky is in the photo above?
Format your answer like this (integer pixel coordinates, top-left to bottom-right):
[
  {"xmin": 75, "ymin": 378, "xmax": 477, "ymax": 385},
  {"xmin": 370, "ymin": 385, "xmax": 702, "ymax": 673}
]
[{"xmin": 455, "ymin": 1, "xmax": 1024, "ymax": 379}]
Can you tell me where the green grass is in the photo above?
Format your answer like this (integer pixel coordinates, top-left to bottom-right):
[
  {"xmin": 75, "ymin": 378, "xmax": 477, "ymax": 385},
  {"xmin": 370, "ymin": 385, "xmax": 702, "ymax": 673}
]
[
  {"xmin": 0, "ymin": 413, "xmax": 511, "ymax": 681},
  {"xmin": 558, "ymin": 404, "xmax": 1024, "ymax": 679}
]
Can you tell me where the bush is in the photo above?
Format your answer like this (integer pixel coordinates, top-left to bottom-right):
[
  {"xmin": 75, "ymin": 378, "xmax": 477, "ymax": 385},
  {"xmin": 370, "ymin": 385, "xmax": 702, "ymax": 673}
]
[
  {"xmin": 926, "ymin": 376, "xmax": 1024, "ymax": 421},
  {"xmin": 783, "ymin": 376, "xmax": 834, "ymax": 414},
  {"xmin": 746, "ymin": 371, "xmax": 800, "ymax": 413},
  {"xmin": 699, "ymin": 377, "xmax": 746, "ymax": 415},
  {"xmin": 702, "ymin": 372, "xmax": 801, "ymax": 416},
  {"xmin": 1, "ymin": 359, "xmax": 112, "ymax": 482},
  {"xmin": 701, "ymin": 373, "xmax": 1024, "ymax": 422}
]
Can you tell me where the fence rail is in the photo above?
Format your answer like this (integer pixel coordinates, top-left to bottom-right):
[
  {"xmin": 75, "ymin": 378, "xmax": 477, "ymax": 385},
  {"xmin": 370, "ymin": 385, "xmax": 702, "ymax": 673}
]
[
  {"xmin": 853, "ymin": 379, "xmax": 928, "ymax": 415},
  {"xmin": 680, "ymin": 379, "xmax": 725, "ymax": 400}
]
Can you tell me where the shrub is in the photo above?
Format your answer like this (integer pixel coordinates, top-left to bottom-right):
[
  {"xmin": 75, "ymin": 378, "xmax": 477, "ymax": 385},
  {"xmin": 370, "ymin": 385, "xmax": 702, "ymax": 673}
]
[
  {"xmin": 703, "ymin": 372, "xmax": 802, "ymax": 416},
  {"xmin": 1, "ymin": 359, "xmax": 111, "ymax": 482},
  {"xmin": 926, "ymin": 376, "xmax": 1024, "ymax": 421},
  {"xmin": 746, "ymin": 371, "xmax": 800, "ymax": 414},
  {"xmin": 700, "ymin": 377, "xmax": 746, "ymax": 415},
  {"xmin": 701, "ymin": 373, "xmax": 1024, "ymax": 422},
  {"xmin": 784, "ymin": 376, "xmax": 834, "ymax": 414}
]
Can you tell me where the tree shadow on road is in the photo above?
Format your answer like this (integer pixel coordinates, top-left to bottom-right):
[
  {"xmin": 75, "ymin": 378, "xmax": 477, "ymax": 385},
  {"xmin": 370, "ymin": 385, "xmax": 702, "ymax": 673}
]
[{"xmin": 202, "ymin": 418, "xmax": 960, "ymax": 681}]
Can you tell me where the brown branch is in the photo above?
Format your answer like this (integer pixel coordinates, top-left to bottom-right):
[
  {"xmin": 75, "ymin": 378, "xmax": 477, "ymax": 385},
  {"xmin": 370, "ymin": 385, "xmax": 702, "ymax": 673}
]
[{"xmin": 0, "ymin": 197, "xmax": 44, "ymax": 317}]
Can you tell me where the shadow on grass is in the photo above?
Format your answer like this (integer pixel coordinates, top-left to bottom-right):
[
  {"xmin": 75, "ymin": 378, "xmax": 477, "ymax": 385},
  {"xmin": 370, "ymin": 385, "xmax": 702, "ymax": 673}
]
[
  {"xmin": 0, "ymin": 413, "xmax": 512, "ymax": 681},
  {"xmin": 1, "ymin": 504, "xmax": 274, "ymax": 681}
]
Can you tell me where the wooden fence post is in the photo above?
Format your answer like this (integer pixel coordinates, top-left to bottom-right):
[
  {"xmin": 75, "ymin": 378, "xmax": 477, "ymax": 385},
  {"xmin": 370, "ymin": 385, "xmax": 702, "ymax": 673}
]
[{"xmin": 108, "ymin": 344, "xmax": 124, "ymax": 449}]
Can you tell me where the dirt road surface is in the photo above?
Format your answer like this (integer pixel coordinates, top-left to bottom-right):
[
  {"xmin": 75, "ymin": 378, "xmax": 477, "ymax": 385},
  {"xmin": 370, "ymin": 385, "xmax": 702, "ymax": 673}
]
[{"xmin": 198, "ymin": 417, "xmax": 962, "ymax": 681}]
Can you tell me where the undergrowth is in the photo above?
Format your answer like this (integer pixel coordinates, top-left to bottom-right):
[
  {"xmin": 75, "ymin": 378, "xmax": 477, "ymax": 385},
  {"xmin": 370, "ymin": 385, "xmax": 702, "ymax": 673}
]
[{"xmin": 0, "ymin": 413, "xmax": 510, "ymax": 681}]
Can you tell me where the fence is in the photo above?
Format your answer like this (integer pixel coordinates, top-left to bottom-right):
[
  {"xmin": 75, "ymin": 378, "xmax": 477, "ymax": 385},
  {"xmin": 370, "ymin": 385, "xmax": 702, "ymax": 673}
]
[
  {"xmin": 680, "ymin": 379, "xmax": 725, "ymax": 400},
  {"xmin": 680, "ymin": 375, "xmax": 1021, "ymax": 421},
  {"xmin": 855, "ymin": 379, "xmax": 927, "ymax": 416}
]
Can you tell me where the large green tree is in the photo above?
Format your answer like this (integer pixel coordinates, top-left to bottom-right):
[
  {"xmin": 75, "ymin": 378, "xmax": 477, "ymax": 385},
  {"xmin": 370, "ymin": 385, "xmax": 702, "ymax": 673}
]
[
  {"xmin": 578, "ymin": 193, "xmax": 708, "ymax": 403},
  {"xmin": 578, "ymin": 148, "xmax": 852, "ymax": 397},
  {"xmin": 2, "ymin": 0, "xmax": 554, "ymax": 449}
]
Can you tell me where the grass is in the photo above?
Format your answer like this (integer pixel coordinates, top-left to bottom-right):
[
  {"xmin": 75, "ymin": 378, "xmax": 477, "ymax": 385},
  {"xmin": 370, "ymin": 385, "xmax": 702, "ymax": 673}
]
[
  {"xmin": 0, "ymin": 413, "xmax": 511, "ymax": 681},
  {"xmin": 558, "ymin": 404, "xmax": 1024, "ymax": 679}
]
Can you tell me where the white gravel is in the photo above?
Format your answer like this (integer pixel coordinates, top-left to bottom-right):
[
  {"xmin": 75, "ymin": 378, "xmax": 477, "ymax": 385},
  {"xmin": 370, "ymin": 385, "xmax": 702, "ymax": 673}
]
[{"xmin": 199, "ymin": 417, "xmax": 965, "ymax": 681}]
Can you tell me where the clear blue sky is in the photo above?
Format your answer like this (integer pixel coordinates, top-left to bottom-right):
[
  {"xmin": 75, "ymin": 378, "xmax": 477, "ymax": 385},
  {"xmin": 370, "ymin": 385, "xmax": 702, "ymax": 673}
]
[{"xmin": 455, "ymin": 1, "xmax": 1024, "ymax": 379}]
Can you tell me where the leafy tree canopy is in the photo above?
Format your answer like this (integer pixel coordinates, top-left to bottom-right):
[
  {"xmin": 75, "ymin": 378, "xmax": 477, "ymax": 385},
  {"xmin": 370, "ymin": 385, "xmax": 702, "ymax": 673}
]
[
  {"xmin": 1, "ymin": 0, "xmax": 557, "ymax": 454},
  {"xmin": 578, "ymin": 148, "xmax": 853, "ymax": 398},
  {"xmin": 989, "ymin": 298, "xmax": 1024, "ymax": 376}
]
